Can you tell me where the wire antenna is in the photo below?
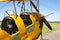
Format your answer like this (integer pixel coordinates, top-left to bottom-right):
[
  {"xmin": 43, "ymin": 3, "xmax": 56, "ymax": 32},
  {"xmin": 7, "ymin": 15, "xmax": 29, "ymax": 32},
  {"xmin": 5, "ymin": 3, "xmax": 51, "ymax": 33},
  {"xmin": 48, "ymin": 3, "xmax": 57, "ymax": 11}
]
[
  {"xmin": 45, "ymin": 13, "xmax": 54, "ymax": 17},
  {"xmin": 5, "ymin": 11, "xmax": 10, "ymax": 16}
]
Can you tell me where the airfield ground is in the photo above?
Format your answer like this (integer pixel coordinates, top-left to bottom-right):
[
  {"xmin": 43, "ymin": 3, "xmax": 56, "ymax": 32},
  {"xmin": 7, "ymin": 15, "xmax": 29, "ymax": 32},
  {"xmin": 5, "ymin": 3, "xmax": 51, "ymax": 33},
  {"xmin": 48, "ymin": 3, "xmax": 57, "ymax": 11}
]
[
  {"xmin": 40, "ymin": 22, "xmax": 60, "ymax": 40},
  {"xmin": 43, "ymin": 30, "xmax": 60, "ymax": 40},
  {"xmin": 42, "ymin": 22, "xmax": 60, "ymax": 34},
  {"xmin": 29, "ymin": 22, "xmax": 60, "ymax": 40}
]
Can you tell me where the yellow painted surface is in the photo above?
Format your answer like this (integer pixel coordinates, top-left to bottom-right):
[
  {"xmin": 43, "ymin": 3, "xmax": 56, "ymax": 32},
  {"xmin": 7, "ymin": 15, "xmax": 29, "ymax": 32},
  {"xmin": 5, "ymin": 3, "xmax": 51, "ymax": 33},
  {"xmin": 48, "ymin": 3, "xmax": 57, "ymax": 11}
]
[
  {"xmin": 9, "ymin": 14, "xmax": 41, "ymax": 40},
  {"xmin": 0, "ymin": 0, "xmax": 10, "ymax": 2},
  {"xmin": 0, "ymin": 28, "xmax": 11, "ymax": 40},
  {"xmin": 25, "ymin": 14, "xmax": 41, "ymax": 40},
  {"xmin": 0, "ymin": 0, "xmax": 27, "ymax": 2},
  {"xmin": 10, "ymin": 14, "xmax": 41, "ymax": 40},
  {"xmin": 10, "ymin": 15, "xmax": 27, "ymax": 40}
]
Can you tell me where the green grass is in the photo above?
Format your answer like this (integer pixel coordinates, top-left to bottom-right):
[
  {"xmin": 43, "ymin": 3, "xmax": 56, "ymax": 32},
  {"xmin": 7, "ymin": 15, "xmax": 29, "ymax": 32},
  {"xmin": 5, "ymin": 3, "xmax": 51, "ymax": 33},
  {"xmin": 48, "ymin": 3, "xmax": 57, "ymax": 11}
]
[
  {"xmin": 42, "ymin": 22, "xmax": 60, "ymax": 34},
  {"xmin": 0, "ymin": 22, "xmax": 1, "ymax": 24},
  {"xmin": 0, "ymin": 22, "xmax": 1, "ymax": 26}
]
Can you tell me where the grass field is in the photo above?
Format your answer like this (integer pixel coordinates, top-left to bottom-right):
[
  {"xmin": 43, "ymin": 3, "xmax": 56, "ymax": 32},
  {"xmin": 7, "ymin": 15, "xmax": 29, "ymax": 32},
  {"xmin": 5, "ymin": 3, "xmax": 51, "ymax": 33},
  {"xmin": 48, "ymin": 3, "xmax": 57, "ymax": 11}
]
[
  {"xmin": 0, "ymin": 22, "xmax": 1, "ymax": 26},
  {"xmin": 42, "ymin": 22, "xmax": 60, "ymax": 34}
]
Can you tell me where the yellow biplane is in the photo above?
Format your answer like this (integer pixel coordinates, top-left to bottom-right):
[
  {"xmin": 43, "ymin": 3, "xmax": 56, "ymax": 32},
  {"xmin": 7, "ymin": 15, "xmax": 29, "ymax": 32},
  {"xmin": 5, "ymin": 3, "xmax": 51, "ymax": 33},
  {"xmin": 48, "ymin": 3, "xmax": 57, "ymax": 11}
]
[{"xmin": 0, "ymin": 0, "xmax": 52, "ymax": 40}]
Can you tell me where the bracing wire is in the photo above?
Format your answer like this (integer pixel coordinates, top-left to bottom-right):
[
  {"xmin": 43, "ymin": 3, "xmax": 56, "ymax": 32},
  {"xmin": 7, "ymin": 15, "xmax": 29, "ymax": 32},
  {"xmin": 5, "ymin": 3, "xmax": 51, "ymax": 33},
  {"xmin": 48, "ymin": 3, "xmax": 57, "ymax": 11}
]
[
  {"xmin": 45, "ymin": 13, "xmax": 54, "ymax": 17},
  {"xmin": 41, "ymin": 3, "xmax": 60, "ymax": 13}
]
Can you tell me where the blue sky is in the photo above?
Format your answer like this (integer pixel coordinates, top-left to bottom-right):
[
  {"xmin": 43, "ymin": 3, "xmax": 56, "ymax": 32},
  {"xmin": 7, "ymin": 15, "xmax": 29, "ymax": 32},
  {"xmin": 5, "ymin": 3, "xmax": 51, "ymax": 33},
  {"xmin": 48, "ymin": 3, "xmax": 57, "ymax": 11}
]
[
  {"xmin": 0, "ymin": 0, "xmax": 60, "ymax": 21},
  {"xmin": 40, "ymin": 0, "xmax": 60, "ymax": 21}
]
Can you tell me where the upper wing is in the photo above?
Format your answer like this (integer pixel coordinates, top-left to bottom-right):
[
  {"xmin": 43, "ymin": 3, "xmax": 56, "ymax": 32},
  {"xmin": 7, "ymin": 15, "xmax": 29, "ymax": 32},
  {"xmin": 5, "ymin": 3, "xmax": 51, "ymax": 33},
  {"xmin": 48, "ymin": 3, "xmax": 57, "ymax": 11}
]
[
  {"xmin": 0, "ymin": 0, "xmax": 24, "ymax": 2},
  {"xmin": 0, "ymin": 0, "xmax": 37, "ymax": 2}
]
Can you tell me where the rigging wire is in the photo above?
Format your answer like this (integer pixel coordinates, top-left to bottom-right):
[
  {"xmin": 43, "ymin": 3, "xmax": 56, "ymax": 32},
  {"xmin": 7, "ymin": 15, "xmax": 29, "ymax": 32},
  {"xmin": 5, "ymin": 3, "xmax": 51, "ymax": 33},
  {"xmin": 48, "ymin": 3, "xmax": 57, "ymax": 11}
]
[
  {"xmin": 41, "ymin": 3, "xmax": 60, "ymax": 13},
  {"xmin": 45, "ymin": 13, "xmax": 54, "ymax": 17},
  {"xmin": 13, "ymin": 1, "xmax": 17, "ymax": 16},
  {"xmin": 37, "ymin": 0, "xmax": 39, "ymax": 10}
]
